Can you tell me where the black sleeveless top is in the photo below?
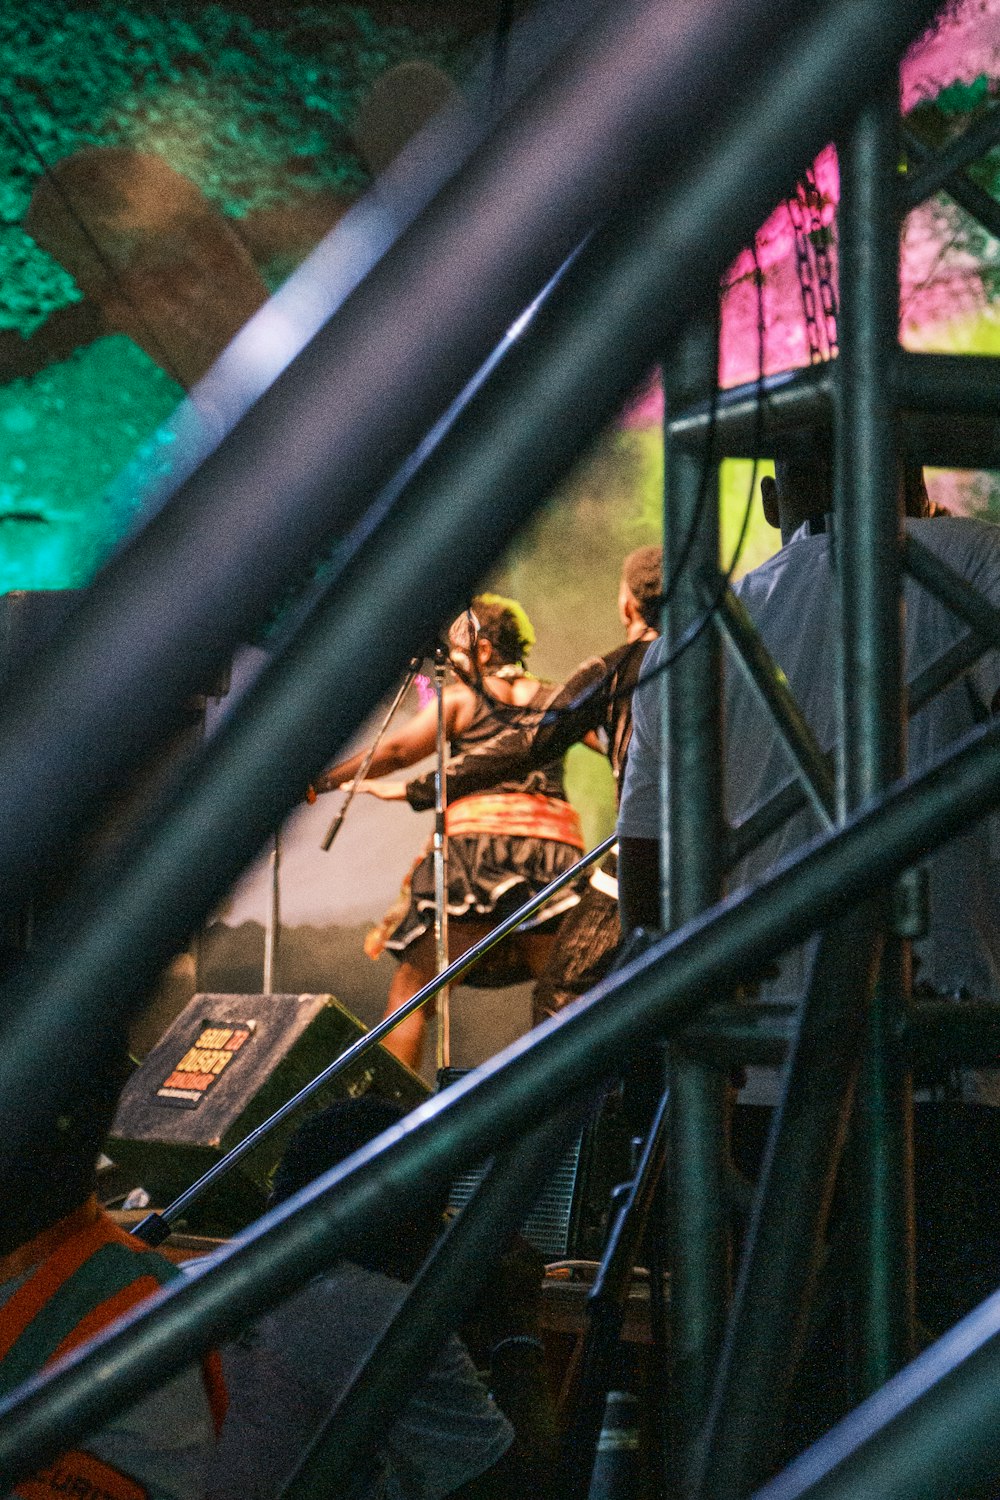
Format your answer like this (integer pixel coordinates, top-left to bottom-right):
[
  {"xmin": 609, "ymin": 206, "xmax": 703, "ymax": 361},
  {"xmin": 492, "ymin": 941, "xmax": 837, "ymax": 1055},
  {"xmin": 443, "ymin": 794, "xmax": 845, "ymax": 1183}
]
[{"xmin": 452, "ymin": 681, "xmax": 567, "ymax": 802}]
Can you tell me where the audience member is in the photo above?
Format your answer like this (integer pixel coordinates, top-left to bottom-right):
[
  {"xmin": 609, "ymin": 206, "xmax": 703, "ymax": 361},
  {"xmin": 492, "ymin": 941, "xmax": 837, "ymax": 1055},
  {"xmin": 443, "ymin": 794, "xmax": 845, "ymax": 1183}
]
[
  {"xmin": 0, "ymin": 1047, "xmax": 224, "ymax": 1500},
  {"xmin": 207, "ymin": 1096, "xmax": 556, "ymax": 1500}
]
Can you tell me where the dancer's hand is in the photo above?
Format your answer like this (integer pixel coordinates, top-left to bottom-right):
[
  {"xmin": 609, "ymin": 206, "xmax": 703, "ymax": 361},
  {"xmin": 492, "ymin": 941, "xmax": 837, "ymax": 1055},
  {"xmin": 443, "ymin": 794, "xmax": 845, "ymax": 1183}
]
[
  {"xmin": 310, "ymin": 771, "xmax": 341, "ymax": 796},
  {"xmin": 342, "ymin": 779, "xmax": 407, "ymax": 801}
]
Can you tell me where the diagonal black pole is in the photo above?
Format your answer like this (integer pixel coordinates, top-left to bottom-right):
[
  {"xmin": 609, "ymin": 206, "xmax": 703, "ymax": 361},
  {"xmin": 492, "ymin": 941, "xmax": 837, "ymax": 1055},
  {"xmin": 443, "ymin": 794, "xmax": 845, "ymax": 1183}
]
[
  {"xmin": 692, "ymin": 906, "xmax": 884, "ymax": 1499},
  {"xmin": 0, "ymin": 0, "xmax": 828, "ymax": 919},
  {"xmin": 1, "ymin": 699, "xmax": 1000, "ymax": 1494},
  {"xmin": 0, "ymin": 0, "xmax": 940, "ymax": 1180}
]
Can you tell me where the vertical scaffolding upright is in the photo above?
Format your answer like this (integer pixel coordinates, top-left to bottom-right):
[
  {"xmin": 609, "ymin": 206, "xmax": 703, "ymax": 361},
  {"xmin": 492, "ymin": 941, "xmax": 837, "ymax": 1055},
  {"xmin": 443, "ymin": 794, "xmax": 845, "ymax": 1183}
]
[{"xmin": 1, "ymin": 3, "xmax": 1000, "ymax": 1497}]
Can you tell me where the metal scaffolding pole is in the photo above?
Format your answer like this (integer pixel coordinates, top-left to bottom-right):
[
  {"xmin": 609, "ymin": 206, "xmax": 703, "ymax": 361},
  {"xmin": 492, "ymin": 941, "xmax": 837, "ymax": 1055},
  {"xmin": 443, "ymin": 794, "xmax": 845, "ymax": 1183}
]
[
  {"xmin": 667, "ymin": 352, "xmax": 1000, "ymax": 470},
  {"xmin": 282, "ymin": 1101, "xmax": 585, "ymax": 1499},
  {"xmin": 0, "ymin": 3, "xmax": 961, "ymax": 1489},
  {"xmin": 4, "ymin": 707, "xmax": 1000, "ymax": 1492},
  {"xmin": 693, "ymin": 906, "xmax": 884, "ymax": 1499},
  {"xmin": 661, "ymin": 321, "xmax": 730, "ymax": 1482},
  {"xmin": 835, "ymin": 94, "xmax": 915, "ymax": 1388},
  {"xmin": 714, "ymin": 587, "xmax": 836, "ymax": 828},
  {"xmin": 0, "ymin": 0, "xmax": 826, "ymax": 919},
  {"xmin": 749, "ymin": 1289, "xmax": 1000, "ymax": 1500},
  {"xmin": 0, "ymin": 0, "xmax": 939, "ymax": 1184}
]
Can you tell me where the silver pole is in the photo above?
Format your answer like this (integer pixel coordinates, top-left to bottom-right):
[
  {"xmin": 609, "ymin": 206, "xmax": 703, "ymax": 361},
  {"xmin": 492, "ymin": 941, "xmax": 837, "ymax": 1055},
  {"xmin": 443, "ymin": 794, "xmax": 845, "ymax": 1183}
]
[
  {"xmin": 262, "ymin": 831, "xmax": 280, "ymax": 996},
  {"xmin": 321, "ymin": 658, "xmax": 422, "ymax": 852},
  {"xmin": 662, "ymin": 318, "xmax": 729, "ymax": 1479},
  {"xmin": 433, "ymin": 651, "xmax": 451, "ymax": 1071}
]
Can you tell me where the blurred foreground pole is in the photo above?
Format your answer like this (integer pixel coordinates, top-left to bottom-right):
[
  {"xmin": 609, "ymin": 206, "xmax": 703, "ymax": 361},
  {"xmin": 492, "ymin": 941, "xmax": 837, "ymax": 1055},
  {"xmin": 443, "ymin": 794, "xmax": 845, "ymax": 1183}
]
[{"xmin": 661, "ymin": 321, "xmax": 729, "ymax": 1484}]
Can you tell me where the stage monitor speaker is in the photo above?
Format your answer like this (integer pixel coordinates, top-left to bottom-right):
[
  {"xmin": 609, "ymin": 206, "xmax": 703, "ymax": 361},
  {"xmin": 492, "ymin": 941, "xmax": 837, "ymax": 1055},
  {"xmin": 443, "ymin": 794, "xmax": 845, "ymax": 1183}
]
[
  {"xmin": 441, "ymin": 1070, "xmax": 631, "ymax": 1262},
  {"xmin": 109, "ymin": 992, "xmax": 429, "ymax": 1233}
]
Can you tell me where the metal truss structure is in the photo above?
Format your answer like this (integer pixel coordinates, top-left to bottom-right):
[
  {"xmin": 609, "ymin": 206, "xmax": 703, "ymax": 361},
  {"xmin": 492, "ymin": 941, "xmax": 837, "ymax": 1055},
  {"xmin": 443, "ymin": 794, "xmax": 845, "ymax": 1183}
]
[{"xmin": 0, "ymin": 0, "xmax": 999, "ymax": 1495}]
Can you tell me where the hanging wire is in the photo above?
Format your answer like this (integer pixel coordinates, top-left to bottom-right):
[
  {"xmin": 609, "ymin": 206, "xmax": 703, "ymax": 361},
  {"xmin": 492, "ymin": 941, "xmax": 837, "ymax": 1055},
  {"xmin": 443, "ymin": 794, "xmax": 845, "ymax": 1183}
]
[
  {"xmin": 461, "ymin": 242, "xmax": 767, "ymax": 729},
  {"xmin": 626, "ymin": 238, "xmax": 767, "ymax": 698},
  {"xmin": 0, "ymin": 92, "xmax": 188, "ymax": 388}
]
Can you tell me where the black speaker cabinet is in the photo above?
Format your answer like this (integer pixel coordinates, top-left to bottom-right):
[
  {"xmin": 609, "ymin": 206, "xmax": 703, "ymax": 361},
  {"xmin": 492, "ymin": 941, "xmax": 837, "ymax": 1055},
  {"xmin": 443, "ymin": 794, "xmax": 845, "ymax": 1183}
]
[{"xmin": 110, "ymin": 992, "xmax": 429, "ymax": 1232}]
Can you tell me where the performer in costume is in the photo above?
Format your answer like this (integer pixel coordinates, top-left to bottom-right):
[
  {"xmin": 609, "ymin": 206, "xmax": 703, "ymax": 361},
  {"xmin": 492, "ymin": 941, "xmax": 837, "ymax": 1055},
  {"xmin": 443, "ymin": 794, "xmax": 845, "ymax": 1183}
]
[
  {"xmin": 357, "ymin": 549, "xmax": 663, "ymax": 1022},
  {"xmin": 313, "ymin": 595, "xmax": 584, "ymax": 1070}
]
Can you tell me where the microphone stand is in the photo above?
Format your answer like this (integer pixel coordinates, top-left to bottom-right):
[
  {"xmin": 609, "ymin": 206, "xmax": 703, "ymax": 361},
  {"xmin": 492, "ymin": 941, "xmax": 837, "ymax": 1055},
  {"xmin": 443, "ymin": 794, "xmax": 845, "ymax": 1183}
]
[
  {"xmin": 262, "ymin": 830, "xmax": 281, "ymax": 995},
  {"xmin": 321, "ymin": 656, "xmax": 423, "ymax": 852},
  {"xmin": 432, "ymin": 647, "xmax": 451, "ymax": 1073}
]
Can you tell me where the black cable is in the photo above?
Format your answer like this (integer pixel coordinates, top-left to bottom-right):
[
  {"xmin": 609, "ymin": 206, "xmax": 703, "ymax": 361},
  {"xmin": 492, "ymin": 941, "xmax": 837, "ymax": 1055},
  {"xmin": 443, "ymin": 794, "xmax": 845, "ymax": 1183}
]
[
  {"xmin": 461, "ymin": 261, "xmax": 758, "ymax": 731},
  {"xmin": 629, "ymin": 238, "xmax": 767, "ymax": 698},
  {"xmin": 490, "ymin": 0, "xmax": 515, "ymax": 111},
  {"xmin": 0, "ymin": 92, "xmax": 188, "ymax": 388},
  {"xmin": 460, "ymin": 291, "xmax": 726, "ymax": 729}
]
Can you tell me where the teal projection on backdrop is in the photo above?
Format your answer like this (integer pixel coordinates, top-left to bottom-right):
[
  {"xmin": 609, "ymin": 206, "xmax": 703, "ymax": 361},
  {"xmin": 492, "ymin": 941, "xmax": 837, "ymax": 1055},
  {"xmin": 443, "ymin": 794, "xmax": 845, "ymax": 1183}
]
[
  {"xmin": 0, "ymin": 2, "xmax": 445, "ymax": 592},
  {"xmin": 0, "ymin": 336, "xmax": 181, "ymax": 590},
  {"xmin": 0, "ymin": 1, "xmax": 997, "ymax": 594}
]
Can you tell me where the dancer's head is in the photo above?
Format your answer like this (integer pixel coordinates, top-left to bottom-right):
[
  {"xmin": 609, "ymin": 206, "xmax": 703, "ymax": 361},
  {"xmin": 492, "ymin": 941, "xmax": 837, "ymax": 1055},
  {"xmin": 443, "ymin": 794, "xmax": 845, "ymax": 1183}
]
[
  {"xmin": 448, "ymin": 593, "xmax": 535, "ymax": 675},
  {"xmin": 619, "ymin": 546, "xmax": 663, "ymax": 632}
]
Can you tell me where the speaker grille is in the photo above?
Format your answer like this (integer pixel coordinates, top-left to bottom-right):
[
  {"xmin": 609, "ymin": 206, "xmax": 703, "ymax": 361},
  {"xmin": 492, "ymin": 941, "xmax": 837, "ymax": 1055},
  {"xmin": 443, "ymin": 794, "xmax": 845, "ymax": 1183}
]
[{"xmin": 448, "ymin": 1133, "xmax": 584, "ymax": 1261}]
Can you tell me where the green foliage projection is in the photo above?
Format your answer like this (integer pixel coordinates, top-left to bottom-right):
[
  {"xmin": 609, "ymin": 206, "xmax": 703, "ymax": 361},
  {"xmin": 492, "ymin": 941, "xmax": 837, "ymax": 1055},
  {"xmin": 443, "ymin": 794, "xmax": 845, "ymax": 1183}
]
[
  {"xmin": 0, "ymin": 1, "xmax": 445, "ymax": 592},
  {"xmin": 0, "ymin": 336, "xmax": 181, "ymax": 591}
]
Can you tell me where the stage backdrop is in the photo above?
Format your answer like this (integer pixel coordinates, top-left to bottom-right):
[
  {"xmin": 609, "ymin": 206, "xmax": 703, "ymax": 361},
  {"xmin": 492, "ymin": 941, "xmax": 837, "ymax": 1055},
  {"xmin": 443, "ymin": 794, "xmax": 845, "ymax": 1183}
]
[{"xmin": 0, "ymin": 0, "xmax": 997, "ymax": 1078}]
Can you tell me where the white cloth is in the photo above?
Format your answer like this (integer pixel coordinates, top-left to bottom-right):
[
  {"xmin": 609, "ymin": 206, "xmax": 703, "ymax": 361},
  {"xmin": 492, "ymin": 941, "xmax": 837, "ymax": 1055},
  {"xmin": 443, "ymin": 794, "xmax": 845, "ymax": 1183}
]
[
  {"xmin": 205, "ymin": 1259, "xmax": 513, "ymax": 1500},
  {"xmin": 618, "ymin": 516, "xmax": 1000, "ymax": 1101}
]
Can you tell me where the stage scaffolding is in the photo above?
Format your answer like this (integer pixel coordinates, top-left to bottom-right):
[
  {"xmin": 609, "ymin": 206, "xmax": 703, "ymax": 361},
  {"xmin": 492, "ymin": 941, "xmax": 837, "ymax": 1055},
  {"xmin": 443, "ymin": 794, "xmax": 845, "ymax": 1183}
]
[{"xmin": 0, "ymin": 0, "xmax": 999, "ymax": 1495}]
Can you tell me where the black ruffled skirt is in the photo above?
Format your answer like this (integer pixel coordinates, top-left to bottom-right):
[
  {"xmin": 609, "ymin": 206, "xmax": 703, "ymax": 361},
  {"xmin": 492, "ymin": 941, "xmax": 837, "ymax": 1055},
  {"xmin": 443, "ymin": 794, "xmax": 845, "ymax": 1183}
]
[{"xmin": 383, "ymin": 833, "xmax": 582, "ymax": 987}]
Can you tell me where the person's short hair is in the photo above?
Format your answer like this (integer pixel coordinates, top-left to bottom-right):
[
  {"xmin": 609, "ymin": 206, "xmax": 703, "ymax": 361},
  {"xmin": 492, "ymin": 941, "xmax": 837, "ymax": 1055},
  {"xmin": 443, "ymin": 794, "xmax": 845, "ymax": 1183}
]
[
  {"xmin": 773, "ymin": 454, "xmax": 833, "ymax": 520},
  {"xmin": 469, "ymin": 594, "xmax": 535, "ymax": 666},
  {"xmin": 621, "ymin": 546, "xmax": 663, "ymax": 627},
  {"xmin": 270, "ymin": 1096, "xmax": 446, "ymax": 1281},
  {"xmin": 773, "ymin": 451, "xmax": 930, "ymax": 521}
]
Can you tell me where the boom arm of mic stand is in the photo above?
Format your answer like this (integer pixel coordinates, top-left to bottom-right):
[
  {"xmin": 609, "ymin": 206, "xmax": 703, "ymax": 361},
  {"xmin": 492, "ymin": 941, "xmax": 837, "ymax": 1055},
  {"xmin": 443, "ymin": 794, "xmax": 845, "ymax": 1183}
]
[{"xmin": 321, "ymin": 656, "xmax": 423, "ymax": 852}]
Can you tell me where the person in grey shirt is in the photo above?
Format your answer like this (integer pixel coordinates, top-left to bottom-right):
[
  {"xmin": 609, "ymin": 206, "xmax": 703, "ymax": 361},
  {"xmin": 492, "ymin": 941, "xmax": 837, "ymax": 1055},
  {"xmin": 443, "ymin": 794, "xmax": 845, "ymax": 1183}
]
[
  {"xmin": 206, "ymin": 1096, "xmax": 556, "ymax": 1500},
  {"xmin": 617, "ymin": 457, "xmax": 1000, "ymax": 1329},
  {"xmin": 618, "ymin": 461, "xmax": 1000, "ymax": 1075}
]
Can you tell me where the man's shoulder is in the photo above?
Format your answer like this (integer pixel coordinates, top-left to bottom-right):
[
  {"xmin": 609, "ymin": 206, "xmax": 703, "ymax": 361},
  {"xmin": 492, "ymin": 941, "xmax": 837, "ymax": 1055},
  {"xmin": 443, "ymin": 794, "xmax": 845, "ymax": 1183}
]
[
  {"xmin": 735, "ymin": 531, "xmax": 826, "ymax": 582},
  {"xmin": 636, "ymin": 635, "xmax": 666, "ymax": 678},
  {"xmin": 908, "ymin": 514, "xmax": 1000, "ymax": 558}
]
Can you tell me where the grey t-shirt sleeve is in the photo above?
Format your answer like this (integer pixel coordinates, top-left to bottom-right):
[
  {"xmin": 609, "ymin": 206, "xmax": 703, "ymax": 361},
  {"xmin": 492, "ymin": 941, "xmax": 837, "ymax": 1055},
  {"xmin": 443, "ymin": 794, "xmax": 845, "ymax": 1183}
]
[
  {"xmin": 207, "ymin": 1263, "xmax": 512, "ymax": 1500},
  {"xmin": 84, "ymin": 1367, "xmax": 217, "ymax": 1500},
  {"xmin": 617, "ymin": 638, "xmax": 664, "ymax": 839},
  {"xmin": 383, "ymin": 1332, "xmax": 513, "ymax": 1500},
  {"xmin": 0, "ymin": 1267, "xmax": 215, "ymax": 1500},
  {"xmin": 1, "ymin": 1368, "xmax": 216, "ymax": 1500}
]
